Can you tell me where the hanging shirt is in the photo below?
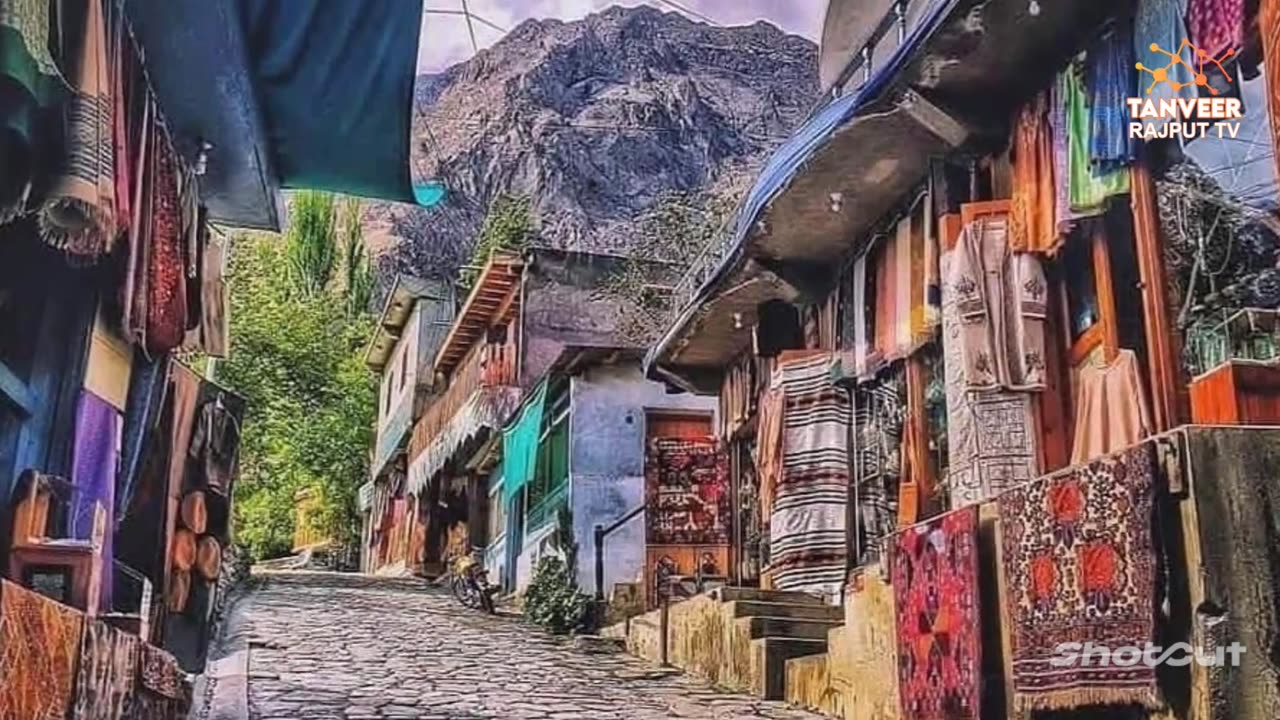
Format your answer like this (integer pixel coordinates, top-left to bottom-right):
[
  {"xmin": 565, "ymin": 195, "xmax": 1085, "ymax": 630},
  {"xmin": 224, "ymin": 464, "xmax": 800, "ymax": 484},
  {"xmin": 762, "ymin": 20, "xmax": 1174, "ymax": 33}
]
[
  {"xmin": 1263, "ymin": 0, "xmax": 1280, "ymax": 189},
  {"xmin": 943, "ymin": 215, "xmax": 1049, "ymax": 392},
  {"xmin": 1009, "ymin": 91, "xmax": 1061, "ymax": 254},
  {"xmin": 1070, "ymin": 350, "xmax": 1155, "ymax": 464},
  {"xmin": 1066, "ymin": 61, "xmax": 1131, "ymax": 213},
  {"xmin": 1086, "ymin": 24, "xmax": 1137, "ymax": 174},
  {"xmin": 1135, "ymin": 0, "xmax": 1198, "ymax": 113}
]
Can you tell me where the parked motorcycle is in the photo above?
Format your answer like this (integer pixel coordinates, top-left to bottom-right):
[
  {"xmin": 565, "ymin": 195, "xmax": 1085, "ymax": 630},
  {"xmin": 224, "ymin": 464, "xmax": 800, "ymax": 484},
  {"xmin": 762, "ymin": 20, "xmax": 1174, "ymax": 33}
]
[{"xmin": 446, "ymin": 548, "xmax": 496, "ymax": 613}]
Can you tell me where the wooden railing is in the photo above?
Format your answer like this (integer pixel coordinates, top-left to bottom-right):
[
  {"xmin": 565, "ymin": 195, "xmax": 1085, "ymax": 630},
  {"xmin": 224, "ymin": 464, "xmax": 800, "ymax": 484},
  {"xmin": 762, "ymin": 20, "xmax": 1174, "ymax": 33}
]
[{"xmin": 409, "ymin": 337, "xmax": 517, "ymax": 460}]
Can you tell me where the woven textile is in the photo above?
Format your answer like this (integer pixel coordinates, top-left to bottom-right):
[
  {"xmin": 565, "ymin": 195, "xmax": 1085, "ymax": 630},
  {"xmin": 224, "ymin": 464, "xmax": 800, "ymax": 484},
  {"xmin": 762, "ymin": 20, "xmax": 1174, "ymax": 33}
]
[
  {"xmin": 645, "ymin": 437, "xmax": 730, "ymax": 545},
  {"xmin": 892, "ymin": 507, "xmax": 981, "ymax": 720},
  {"xmin": 145, "ymin": 134, "xmax": 188, "ymax": 354},
  {"xmin": 1187, "ymin": 0, "xmax": 1244, "ymax": 58},
  {"xmin": 853, "ymin": 366, "xmax": 906, "ymax": 566},
  {"xmin": 1065, "ymin": 60, "xmax": 1130, "ymax": 214},
  {"xmin": 127, "ymin": 643, "xmax": 192, "ymax": 719},
  {"xmin": 766, "ymin": 353, "xmax": 850, "ymax": 595},
  {"xmin": 39, "ymin": 0, "xmax": 116, "ymax": 258},
  {"xmin": 999, "ymin": 443, "xmax": 1159, "ymax": 715},
  {"xmin": 0, "ymin": 580, "xmax": 85, "ymax": 720},
  {"xmin": 71, "ymin": 620, "xmax": 141, "ymax": 720}
]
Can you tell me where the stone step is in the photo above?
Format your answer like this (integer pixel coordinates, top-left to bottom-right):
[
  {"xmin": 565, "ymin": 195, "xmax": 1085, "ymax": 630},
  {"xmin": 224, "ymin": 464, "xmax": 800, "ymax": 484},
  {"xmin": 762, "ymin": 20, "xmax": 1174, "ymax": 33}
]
[
  {"xmin": 729, "ymin": 600, "xmax": 843, "ymax": 622},
  {"xmin": 711, "ymin": 587, "xmax": 828, "ymax": 605},
  {"xmin": 755, "ymin": 637, "xmax": 828, "ymax": 700},
  {"xmin": 743, "ymin": 616, "xmax": 841, "ymax": 641}
]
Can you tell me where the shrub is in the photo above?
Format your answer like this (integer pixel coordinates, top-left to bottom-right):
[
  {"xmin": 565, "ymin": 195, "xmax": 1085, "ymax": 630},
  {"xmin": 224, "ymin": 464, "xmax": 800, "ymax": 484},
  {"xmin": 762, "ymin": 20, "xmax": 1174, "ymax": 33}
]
[{"xmin": 524, "ymin": 555, "xmax": 590, "ymax": 635}]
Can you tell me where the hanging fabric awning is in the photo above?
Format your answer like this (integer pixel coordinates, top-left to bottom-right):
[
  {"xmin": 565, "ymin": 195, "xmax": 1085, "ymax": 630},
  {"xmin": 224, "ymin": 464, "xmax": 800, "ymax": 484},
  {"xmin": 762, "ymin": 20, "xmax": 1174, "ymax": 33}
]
[
  {"xmin": 237, "ymin": 0, "xmax": 422, "ymax": 203},
  {"xmin": 122, "ymin": 0, "xmax": 425, "ymax": 228},
  {"xmin": 502, "ymin": 380, "xmax": 547, "ymax": 504}
]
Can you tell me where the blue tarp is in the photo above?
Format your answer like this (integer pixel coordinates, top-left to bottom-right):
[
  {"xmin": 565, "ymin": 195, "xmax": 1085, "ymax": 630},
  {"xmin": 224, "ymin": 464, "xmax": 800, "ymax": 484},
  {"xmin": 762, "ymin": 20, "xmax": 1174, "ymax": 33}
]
[{"xmin": 709, "ymin": 0, "xmax": 960, "ymax": 292}]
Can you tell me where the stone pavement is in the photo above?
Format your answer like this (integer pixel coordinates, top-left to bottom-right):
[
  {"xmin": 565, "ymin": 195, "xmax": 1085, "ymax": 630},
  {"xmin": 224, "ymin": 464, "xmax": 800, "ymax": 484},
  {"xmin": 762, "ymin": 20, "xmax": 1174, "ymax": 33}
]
[{"xmin": 240, "ymin": 571, "xmax": 827, "ymax": 720}]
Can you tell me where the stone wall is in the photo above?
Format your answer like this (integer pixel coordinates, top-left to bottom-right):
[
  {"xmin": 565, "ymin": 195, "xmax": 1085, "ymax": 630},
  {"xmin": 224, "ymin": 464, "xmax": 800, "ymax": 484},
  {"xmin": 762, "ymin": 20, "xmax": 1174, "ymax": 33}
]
[
  {"xmin": 785, "ymin": 566, "xmax": 900, "ymax": 719},
  {"xmin": 624, "ymin": 593, "xmax": 764, "ymax": 696}
]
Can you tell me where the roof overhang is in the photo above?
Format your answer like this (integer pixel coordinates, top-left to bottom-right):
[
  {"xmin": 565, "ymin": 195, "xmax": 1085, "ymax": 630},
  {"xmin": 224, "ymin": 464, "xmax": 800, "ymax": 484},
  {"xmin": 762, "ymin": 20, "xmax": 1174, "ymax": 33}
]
[
  {"xmin": 433, "ymin": 253, "xmax": 523, "ymax": 378},
  {"xmin": 365, "ymin": 275, "xmax": 452, "ymax": 372},
  {"xmin": 647, "ymin": 0, "xmax": 1112, "ymax": 393},
  {"xmin": 124, "ymin": 0, "xmax": 424, "ymax": 229}
]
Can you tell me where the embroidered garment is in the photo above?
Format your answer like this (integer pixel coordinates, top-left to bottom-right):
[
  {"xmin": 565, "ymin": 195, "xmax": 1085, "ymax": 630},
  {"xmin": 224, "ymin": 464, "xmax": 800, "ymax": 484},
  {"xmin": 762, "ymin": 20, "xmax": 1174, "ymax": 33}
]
[
  {"xmin": 0, "ymin": 0, "xmax": 66, "ymax": 222},
  {"xmin": 39, "ymin": 0, "xmax": 116, "ymax": 258},
  {"xmin": 0, "ymin": 579, "xmax": 85, "ymax": 720},
  {"xmin": 853, "ymin": 366, "xmax": 906, "ymax": 566},
  {"xmin": 1009, "ymin": 92, "xmax": 1061, "ymax": 255},
  {"xmin": 1187, "ymin": 0, "xmax": 1244, "ymax": 59},
  {"xmin": 893, "ymin": 507, "xmax": 981, "ymax": 720},
  {"xmin": 645, "ymin": 438, "xmax": 730, "ymax": 545},
  {"xmin": 1065, "ymin": 61, "xmax": 1130, "ymax": 214},
  {"xmin": 1263, "ymin": 0, "xmax": 1280, "ymax": 190},
  {"xmin": 944, "ymin": 215, "xmax": 1048, "ymax": 392},
  {"xmin": 999, "ymin": 443, "xmax": 1159, "ymax": 714},
  {"xmin": 1070, "ymin": 350, "xmax": 1155, "ymax": 465},
  {"xmin": 69, "ymin": 390, "xmax": 122, "ymax": 611},
  {"xmin": 71, "ymin": 620, "xmax": 141, "ymax": 720},
  {"xmin": 1086, "ymin": 22, "xmax": 1137, "ymax": 174},
  {"xmin": 942, "ymin": 245, "xmax": 1040, "ymax": 508},
  {"xmin": 766, "ymin": 353, "xmax": 850, "ymax": 596}
]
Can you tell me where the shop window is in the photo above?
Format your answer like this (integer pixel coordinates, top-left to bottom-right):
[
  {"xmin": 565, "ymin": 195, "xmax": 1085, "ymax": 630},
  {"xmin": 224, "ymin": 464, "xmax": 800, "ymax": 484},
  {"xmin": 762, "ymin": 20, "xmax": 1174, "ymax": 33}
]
[{"xmin": 1062, "ymin": 229, "xmax": 1102, "ymax": 346}]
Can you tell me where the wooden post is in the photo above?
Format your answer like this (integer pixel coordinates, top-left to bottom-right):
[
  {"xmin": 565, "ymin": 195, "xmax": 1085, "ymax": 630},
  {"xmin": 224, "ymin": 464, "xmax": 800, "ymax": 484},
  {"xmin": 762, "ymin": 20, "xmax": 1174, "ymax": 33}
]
[{"xmin": 1131, "ymin": 164, "xmax": 1188, "ymax": 431}]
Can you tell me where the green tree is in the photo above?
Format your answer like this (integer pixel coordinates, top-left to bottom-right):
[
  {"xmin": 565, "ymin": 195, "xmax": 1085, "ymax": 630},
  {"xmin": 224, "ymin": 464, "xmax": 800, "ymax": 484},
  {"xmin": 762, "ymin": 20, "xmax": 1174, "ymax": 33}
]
[
  {"xmin": 286, "ymin": 191, "xmax": 339, "ymax": 298},
  {"xmin": 460, "ymin": 195, "xmax": 534, "ymax": 289},
  {"xmin": 218, "ymin": 232, "xmax": 376, "ymax": 561},
  {"xmin": 339, "ymin": 197, "xmax": 375, "ymax": 316}
]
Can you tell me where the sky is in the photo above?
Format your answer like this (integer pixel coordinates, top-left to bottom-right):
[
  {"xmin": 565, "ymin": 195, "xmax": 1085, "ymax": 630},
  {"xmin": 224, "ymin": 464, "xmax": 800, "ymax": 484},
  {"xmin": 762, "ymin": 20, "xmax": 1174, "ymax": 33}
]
[{"xmin": 417, "ymin": 0, "xmax": 826, "ymax": 73}]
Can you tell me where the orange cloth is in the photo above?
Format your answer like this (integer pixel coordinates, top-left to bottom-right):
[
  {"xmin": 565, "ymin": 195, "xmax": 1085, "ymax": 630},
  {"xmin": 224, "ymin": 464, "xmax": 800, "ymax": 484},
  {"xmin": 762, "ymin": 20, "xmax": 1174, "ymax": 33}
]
[
  {"xmin": 755, "ymin": 387, "xmax": 784, "ymax": 520},
  {"xmin": 1009, "ymin": 92, "xmax": 1060, "ymax": 254},
  {"xmin": 1069, "ymin": 350, "xmax": 1154, "ymax": 464},
  {"xmin": 1263, "ymin": 0, "xmax": 1280, "ymax": 197}
]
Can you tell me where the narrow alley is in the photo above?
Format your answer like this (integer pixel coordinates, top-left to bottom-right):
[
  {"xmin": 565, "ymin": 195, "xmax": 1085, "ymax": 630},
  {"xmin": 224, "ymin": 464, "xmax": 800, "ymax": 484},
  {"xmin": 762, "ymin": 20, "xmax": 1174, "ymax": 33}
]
[{"xmin": 229, "ymin": 572, "xmax": 825, "ymax": 720}]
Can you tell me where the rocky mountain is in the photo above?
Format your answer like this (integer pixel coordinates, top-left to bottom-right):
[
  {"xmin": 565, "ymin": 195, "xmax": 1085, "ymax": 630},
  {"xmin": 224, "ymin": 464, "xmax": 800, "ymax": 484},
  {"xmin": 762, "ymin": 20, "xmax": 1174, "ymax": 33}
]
[{"xmin": 374, "ymin": 4, "xmax": 819, "ymax": 283}]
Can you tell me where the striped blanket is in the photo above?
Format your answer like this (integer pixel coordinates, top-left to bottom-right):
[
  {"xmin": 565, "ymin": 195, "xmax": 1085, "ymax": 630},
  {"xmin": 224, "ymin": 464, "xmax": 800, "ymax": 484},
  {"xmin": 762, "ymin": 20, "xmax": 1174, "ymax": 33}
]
[{"xmin": 767, "ymin": 353, "xmax": 850, "ymax": 596}]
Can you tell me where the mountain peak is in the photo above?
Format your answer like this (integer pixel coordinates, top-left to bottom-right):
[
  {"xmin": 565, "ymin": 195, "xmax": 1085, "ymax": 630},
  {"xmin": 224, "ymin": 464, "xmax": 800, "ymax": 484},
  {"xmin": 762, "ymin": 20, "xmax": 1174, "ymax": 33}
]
[{"xmin": 381, "ymin": 7, "xmax": 819, "ymax": 285}]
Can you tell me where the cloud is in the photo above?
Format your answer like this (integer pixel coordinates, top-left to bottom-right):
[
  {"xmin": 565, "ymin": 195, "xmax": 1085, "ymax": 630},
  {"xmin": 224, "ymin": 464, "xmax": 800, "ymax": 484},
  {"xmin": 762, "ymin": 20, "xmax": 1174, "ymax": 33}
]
[{"xmin": 417, "ymin": 0, "xmax": 825, "ymax": 73}]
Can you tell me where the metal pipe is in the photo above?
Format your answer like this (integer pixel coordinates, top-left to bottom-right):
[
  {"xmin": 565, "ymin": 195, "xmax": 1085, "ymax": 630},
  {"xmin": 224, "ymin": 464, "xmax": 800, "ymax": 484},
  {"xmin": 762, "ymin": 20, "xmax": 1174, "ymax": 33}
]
[{"xmin": 594, "ymin": 523, "xmax": 606, "ymax": 601}]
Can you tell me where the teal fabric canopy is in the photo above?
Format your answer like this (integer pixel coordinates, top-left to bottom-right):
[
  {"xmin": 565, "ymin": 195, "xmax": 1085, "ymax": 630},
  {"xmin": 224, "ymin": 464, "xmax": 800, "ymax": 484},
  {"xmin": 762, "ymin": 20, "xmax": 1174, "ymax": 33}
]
[
  {"xmin": 502, "ymin": 381, "xmax": 547, "ymax": 504},
  {"xmin": 238, "ymin": 0, "xmax": 423, "ymax": 203}
]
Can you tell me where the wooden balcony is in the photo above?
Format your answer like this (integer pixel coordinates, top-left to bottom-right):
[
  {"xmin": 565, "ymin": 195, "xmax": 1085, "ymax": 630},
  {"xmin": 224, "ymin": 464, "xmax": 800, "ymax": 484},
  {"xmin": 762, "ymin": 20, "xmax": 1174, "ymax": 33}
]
[{"xmin": 407, "ymin": 338, "xmax": 520, "ymax": 493}]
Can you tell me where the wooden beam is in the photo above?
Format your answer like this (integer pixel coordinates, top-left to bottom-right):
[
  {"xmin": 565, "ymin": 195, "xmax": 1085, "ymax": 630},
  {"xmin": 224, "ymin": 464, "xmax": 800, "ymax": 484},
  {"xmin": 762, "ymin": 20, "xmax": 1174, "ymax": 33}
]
[
  {"xmin": 1091, "ymin": 220, "xmax": 1121, "ymax": 363},
  {"xmin": 901, "ymin": 89, "xmax": 971, "ymax": 149},
  {"xmin": 1131, "ymin": 164, "xmax": 1188, "ymax": 431}
]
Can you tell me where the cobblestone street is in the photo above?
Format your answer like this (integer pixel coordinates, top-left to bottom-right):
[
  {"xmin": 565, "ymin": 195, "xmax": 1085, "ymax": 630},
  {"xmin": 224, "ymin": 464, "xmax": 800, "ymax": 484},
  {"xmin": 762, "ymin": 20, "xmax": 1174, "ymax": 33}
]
[{"xmin": 239, "ymin": 572, "xmax": 825, "ymax": 720}]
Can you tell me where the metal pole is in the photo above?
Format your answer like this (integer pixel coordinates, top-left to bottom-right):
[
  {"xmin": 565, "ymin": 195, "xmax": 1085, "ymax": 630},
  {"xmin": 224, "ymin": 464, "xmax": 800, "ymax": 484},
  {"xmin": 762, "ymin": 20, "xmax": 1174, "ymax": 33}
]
[
  {"xmin": 659, "ymin": 591, "xmax": 671, "ymax": 667},
  {"xmin": 594, "ymin": 524, "xmax": 605, "ymax": 601}
]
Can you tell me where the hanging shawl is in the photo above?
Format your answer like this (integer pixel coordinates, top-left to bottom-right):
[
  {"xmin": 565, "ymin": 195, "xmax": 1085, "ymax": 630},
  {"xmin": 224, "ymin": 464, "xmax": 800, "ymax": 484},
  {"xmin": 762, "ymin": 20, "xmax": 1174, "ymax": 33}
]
[
  {"xmin": 0, "ymin": 0, "xmax": 66, "ymax": 222},
  {"xmin": 39, "ymin": 0, "xmax": 116, "ymax": 258},
  {"xmin": 121, "ymin": 97, "xmax": 152, "ymax": 344},
  {"xmin": 1187, "ymin": 0, "xmax": 1245, "ymax": 59},
  {"xmin": 145, "ymin": 130, "xmax": 188, "ymax": 354},
  {"xmin": 1009, "ymin": 91, "xmax": 1061, "ymax": 254}
]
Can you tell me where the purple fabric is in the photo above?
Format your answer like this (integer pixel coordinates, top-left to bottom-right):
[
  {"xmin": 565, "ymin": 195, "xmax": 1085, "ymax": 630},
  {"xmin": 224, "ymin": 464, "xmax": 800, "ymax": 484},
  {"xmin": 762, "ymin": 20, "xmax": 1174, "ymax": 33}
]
[{"xmin": 69, "ymin": 390, "xmax": 121, "ymax": 611}]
